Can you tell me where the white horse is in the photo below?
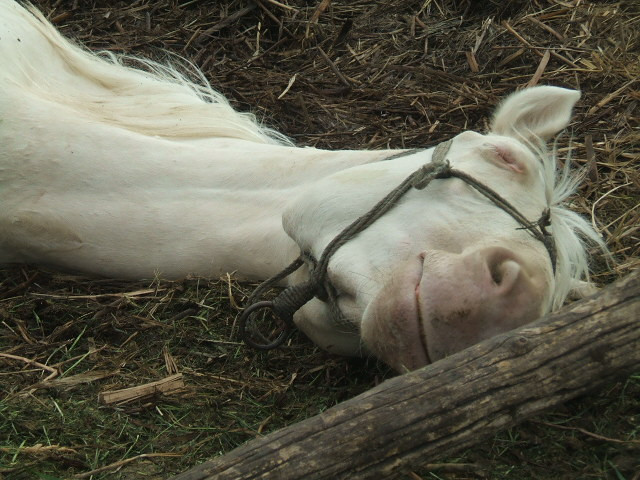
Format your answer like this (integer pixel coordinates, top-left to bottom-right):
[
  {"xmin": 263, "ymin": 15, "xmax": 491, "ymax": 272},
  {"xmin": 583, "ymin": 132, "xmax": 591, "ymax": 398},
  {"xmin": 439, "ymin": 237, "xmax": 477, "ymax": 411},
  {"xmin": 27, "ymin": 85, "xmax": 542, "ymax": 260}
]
[{"xmin": 0, "ymin": 1, "xmax": 603, "ymax": 371}]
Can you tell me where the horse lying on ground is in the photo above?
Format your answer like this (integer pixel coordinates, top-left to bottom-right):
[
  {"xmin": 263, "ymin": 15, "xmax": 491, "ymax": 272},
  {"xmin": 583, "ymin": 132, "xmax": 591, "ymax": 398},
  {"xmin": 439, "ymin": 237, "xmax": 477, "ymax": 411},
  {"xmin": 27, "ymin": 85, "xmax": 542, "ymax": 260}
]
[{"xmin": 0, "ymin": 0, "xmax": 603, "ymax": 371}]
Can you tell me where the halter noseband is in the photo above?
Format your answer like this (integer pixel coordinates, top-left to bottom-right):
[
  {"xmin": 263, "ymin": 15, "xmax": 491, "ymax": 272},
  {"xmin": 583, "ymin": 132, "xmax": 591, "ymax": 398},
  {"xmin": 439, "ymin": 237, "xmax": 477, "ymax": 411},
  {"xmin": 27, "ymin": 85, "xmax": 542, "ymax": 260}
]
[{"xmin": 238, "ymin": 139, "xmax": 556, "ymax": 350}]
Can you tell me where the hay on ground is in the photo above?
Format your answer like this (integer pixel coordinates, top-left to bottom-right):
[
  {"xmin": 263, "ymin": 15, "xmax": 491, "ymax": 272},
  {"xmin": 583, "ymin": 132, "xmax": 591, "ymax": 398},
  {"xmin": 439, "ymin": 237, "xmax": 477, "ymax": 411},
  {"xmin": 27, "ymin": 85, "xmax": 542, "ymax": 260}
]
[{"xmin": 1, "ymin": 1, "xmax": 638, "ymax": 479}]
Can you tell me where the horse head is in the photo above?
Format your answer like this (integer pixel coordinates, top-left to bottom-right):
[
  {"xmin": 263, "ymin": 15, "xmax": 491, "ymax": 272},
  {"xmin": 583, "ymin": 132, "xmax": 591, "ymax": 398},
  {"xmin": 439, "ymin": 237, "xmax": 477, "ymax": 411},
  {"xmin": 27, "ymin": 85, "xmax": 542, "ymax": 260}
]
[{"xmin": 282, "ymin": 86, "xmax": 599, "ymax": 371}]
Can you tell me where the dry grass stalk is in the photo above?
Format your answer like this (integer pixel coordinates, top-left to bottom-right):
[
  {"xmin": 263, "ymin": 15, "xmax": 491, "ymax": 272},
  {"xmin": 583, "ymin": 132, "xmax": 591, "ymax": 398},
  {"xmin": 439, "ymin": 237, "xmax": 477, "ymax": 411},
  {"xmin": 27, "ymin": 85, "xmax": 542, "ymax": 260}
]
[
  {"xmin": 0, "ymin": 444, "xmax": 77, "ymax": 456},
  {"xmin": 73, "ymin": 452, "xmax": 181, "ymax": 479},
  {"xmin": 36, "ymin": 370, "xmax": 118, "ymax": 391},
  {"xmin": 0, "ymin": 353, "xmax": 59, "ymax": 382}
]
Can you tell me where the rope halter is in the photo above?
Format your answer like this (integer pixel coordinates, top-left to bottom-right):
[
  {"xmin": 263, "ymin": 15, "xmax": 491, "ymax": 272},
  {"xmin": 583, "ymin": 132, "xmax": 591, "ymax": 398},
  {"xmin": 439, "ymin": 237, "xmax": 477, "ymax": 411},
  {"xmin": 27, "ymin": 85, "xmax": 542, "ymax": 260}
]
[{"xmin": 238, "ymin": 139, "xmax": 556, "ymax": 350}]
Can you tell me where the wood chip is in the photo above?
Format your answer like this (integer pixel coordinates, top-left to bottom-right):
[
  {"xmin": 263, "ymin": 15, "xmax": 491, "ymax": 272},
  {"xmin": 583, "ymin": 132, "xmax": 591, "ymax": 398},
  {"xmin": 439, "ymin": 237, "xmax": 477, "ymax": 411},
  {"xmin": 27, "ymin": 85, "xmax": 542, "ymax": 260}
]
[{"xmin": 98, "ymin": 373, "xmax": 185, "ymax": 405}]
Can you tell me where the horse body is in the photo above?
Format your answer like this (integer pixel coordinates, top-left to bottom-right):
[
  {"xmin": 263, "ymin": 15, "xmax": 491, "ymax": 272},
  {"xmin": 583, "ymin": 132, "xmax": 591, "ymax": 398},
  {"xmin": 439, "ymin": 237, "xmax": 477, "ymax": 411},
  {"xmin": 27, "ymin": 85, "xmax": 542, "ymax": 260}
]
[{"xmin": 0, "ymin": 0, "xmax": 602, "ymax": 371}]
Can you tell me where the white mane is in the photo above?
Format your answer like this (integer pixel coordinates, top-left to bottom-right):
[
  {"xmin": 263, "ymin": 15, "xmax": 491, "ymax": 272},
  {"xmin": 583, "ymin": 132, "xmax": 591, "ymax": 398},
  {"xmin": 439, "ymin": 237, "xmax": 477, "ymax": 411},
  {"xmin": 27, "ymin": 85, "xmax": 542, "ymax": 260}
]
[
  {"xmin": 534, "ymin": 139, "xmax": 607, "ymax": 311},
  {"xmin": 8, "ymin": 3, "xmax": 603, "ymax": 313},
  {"xmin": 7, "ymin": 4, "xmax": 290, "ymax": 145}
]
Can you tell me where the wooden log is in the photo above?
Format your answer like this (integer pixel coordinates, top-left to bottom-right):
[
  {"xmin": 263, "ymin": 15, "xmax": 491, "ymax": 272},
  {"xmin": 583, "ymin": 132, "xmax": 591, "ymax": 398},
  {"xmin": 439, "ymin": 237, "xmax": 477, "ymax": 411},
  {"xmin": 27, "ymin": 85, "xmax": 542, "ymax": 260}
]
[{"xmin": 172, "ymin": 272, "xmax": 640, "ymax": 480}]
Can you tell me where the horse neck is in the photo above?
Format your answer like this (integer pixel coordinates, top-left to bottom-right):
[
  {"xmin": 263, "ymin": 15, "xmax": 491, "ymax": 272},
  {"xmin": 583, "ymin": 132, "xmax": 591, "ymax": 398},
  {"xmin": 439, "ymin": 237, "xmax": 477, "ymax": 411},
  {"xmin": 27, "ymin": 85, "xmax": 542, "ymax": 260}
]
[
  {"xmin": 1, "ymin": 97, "xmax": 399, "ymax": 280},
  {"xmin": 178, "ymin": 138, "xmax": 399, "ymax": 191},
  {"xmin": 152, "ymin": 138, "xmax": 400, "ymax": 279}
]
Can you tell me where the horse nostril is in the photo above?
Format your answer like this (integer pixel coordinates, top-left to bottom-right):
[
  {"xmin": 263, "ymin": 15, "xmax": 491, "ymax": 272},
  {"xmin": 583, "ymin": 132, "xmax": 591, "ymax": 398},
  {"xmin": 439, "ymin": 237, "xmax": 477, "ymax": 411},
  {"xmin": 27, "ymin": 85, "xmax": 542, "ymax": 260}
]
[
  {"xmin": 484, "ymin": 248, "xmax": 523, "ymax": 291},
  {"xmin": 490, "ymin": 263, "xmax": 503, "ymax": 285},
  {"xmin": 491, "ymin": 260, "xmax": 525, "ymax": 295}
]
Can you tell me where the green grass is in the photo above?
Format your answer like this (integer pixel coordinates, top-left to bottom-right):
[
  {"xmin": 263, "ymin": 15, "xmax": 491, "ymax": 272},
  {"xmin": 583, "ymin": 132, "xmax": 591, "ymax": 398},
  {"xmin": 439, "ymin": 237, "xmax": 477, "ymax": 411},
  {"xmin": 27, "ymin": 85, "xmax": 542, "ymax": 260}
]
[
  {"xmin": 0, "ymin": 268, "xmax": 390, "ymax": 478},
  {"xmin": 1, "ymin": 267, "xmax": 638, "ymax": 479}
]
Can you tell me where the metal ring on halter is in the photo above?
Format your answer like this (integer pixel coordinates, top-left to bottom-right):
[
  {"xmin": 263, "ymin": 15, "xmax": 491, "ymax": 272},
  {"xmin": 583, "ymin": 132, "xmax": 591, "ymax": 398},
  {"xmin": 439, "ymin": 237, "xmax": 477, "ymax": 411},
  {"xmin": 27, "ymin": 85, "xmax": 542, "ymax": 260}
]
[{"xmin": 237, "ymin": 300, "xmax": 293, "ymax": 350}]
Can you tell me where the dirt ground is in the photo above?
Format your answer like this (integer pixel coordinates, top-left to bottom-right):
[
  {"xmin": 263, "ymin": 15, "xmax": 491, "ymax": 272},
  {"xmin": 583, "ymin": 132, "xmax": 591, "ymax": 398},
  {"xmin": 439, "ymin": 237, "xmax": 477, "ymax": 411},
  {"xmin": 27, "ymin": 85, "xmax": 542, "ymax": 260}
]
[{"xmin": 1, "ymin": 0, "xmax": 638, "ymax": 479}]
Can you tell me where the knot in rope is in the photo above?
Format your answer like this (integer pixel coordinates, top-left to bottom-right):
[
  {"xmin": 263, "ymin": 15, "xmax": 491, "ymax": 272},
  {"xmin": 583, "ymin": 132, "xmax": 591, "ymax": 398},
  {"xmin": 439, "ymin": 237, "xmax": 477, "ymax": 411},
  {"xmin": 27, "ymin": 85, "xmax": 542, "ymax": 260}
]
[
  {"xmin": 238, "ymin": 277, "xmax": 318, "ymax": 350},
  {"xmin": 411, "ymin": 140, "xmax": 453, "ymax": 189}
]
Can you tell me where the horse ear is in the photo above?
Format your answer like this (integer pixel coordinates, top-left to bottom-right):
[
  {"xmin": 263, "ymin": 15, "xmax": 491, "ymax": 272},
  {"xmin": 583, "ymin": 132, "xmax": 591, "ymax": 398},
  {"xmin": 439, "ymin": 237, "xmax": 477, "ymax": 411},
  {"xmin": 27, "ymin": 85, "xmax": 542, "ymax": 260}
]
[{"xmin": 490, "ymin": 86, "xmax": 581, "ymax": 141}]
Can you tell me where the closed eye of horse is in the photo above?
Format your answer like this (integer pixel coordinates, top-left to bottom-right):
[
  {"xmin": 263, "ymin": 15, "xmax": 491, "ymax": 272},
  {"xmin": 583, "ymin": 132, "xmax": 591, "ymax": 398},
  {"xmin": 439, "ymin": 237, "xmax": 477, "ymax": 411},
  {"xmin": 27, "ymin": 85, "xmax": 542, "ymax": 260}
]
[{"xmin": 0, "ymin": 0, "xmax": 605, "ymax": 371}]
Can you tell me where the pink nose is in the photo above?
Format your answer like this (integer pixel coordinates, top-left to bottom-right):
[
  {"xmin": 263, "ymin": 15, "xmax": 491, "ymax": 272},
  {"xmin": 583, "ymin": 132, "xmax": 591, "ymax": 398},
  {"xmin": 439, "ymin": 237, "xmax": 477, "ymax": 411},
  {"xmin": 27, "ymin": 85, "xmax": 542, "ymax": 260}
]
[
  {"xmin": 418, "ymin": 246, "xmax": 547, "ymax": 362},
  {"xmin": 484, "ymin": 246, "xmax": 527, "ymax": 294}
]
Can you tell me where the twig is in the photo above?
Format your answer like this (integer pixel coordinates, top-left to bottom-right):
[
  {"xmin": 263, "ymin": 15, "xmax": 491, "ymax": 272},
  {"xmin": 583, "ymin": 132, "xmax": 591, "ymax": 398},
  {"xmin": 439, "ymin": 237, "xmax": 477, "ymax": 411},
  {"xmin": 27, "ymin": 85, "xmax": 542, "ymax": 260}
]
[
  {"xmin": 29, "ymin": 288, "xmax": 165, "ymax": 300},
  {"xmin": 0, "ymin": 444, "xmax": 77, "ymax": 456},
  {"xmin": 195, "ymin": 4, "xmax": 257, "ymax": 44},
  {"xmin": 166, "ymin": 307, "xmax": 198, "ymax": 323},
  {"xmin": 254, "ymin": 0, "xmax": 295, "ymax": 39},
  {"xmin": 34, "ymin": 369, "xmax": 117, "ymax": 391},
  {"xmin": 225, "ymin": 272, "xmax": 242, "ymax": 309},
  {"xmin": 502, "ymin": 21, "xmax": 578, "ymax": 68},
  {"xmin": 0, "ymin": 353, "xmax": 59, "ymax": 381},
  {"xmin": 0, "ymin": 271, "xmax": 39, "ymax": 300},
  {"xmin": 527, "ymin": 49, "xmax": 551, "ymax": 87},
  {"xmin": 588, "ymin": 79, "xmax": 638, "ymax": 115},
  {"xmin": 317, "ymin": 46, "xmax": 352, "ymax": 89},
  {"xmin": 310, "ymin": 0, "xmax": 331, "ymax": 23},
  {"xmin": 527, "ymin": 15, "xmax": 566, "ymax": 42},
  {"xmin": 536, "ymin": 420, "xmax": 640, "ymax": 445},
  {"xmin": 50, "ymin": 11, "xmax": 72, "ymax": 24},
  {"xmin": 73, "ymin": 453, "xmax": 180, "ymax": 478},
  {"xmin": 590, "ymin": 182, "xmax": 632, "ymax": 233},
  {"xmin": 409, "ymin": 463, "xmax": 484, "ymax": 477},
  {"xmin": 263, "ymin": 0, "xmax": 297, "ymax": 11}
]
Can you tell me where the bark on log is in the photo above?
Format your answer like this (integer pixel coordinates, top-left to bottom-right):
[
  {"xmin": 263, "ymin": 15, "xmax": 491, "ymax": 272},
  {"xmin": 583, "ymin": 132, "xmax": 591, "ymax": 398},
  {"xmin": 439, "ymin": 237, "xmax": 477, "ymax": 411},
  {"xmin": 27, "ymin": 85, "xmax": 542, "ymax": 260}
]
[{"xmin": 172, "ymin": 271, "xmax": 640, "ymax": 480}]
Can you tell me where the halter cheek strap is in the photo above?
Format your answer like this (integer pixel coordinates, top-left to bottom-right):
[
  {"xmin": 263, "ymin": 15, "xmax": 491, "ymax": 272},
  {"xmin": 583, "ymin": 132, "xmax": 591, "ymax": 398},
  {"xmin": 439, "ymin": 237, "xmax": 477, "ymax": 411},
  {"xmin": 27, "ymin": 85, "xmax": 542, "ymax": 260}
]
[{"xmin": 238, "ymin": 139, "xmax": 556, "ymax": 350}]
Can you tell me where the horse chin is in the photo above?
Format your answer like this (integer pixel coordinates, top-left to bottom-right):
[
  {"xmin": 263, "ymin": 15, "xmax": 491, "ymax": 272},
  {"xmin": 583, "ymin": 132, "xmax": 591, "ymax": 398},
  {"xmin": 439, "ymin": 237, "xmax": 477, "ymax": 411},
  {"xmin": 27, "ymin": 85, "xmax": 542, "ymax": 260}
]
[{"xmin": 360, "ymin": 256, "xmax": 431, "ymax": 372}]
